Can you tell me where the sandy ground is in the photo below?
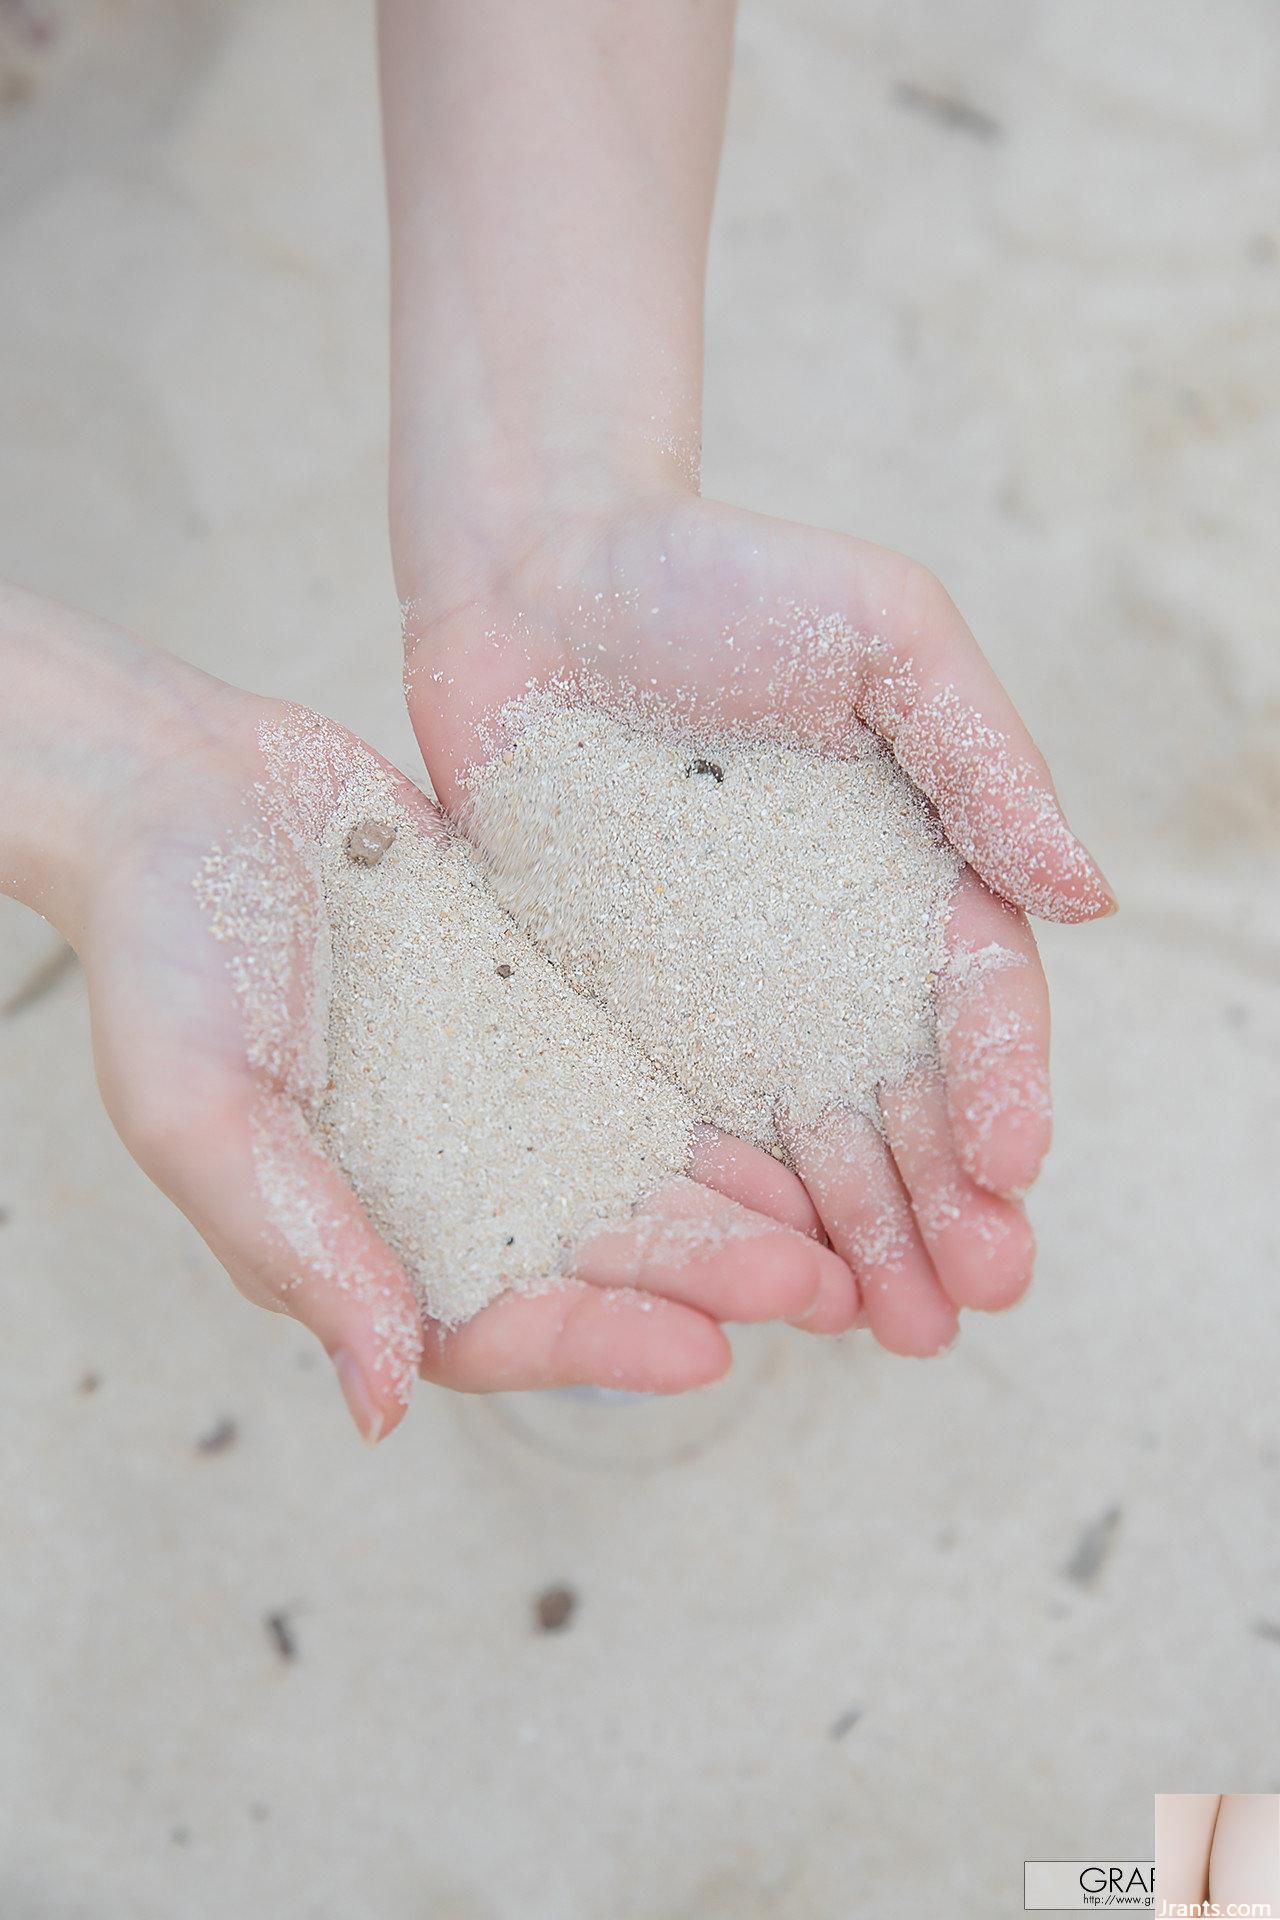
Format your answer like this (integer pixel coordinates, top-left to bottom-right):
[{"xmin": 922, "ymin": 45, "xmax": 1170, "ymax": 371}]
[{"xmin": 1, "ymin": 2, "xmax": 1277, "ymax": 1915}]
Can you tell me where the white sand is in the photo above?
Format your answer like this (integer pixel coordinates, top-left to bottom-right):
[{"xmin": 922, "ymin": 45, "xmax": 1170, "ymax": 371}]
[
  {"xmin": 196, "ymin": 695, "xmax": 959, "ymax": 1323},
  {"xmin": 197, "ymin": 712, "xmax": 694, "ymax": 1327},
  {"xmin": 312, "ymin": 767, "xmax": 694, "ymax": 1324},
  {"xmin": 463, "ymin": 692, "xmax": 961, "ymax": 1155}
]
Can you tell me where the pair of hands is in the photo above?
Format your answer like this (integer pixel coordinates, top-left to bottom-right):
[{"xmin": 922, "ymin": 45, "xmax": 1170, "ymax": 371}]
[{"xmin": 69, "ymin": 491, "xmax": 1110, "ymax": 1441}]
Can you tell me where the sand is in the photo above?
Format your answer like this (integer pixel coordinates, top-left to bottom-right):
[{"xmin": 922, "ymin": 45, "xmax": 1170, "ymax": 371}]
[
  {"xmin": 463, "ymin": 690, "xmax": 961, "ymax": 1155},
  {"xmin": 312, "ymin": 766, "xmax": 695, "ymax": 1324},
  {"xmin": 197, "ymin": 694, "xmax": 959, "ymax": 1327},
  {"xmin": 197, "ymin": 711, "xmax": 694, "ymax": 1327}
]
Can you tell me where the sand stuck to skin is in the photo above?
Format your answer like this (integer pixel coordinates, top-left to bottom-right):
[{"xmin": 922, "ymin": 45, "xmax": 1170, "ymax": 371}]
[{"xmin": 463, "ymin": 692, "xmax": 961, "ymax": 1156}]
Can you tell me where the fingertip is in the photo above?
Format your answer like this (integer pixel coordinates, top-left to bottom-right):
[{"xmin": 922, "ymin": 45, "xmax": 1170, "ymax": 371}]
[
  {"xmin": 332, "ymin": 1345, "xmax": 414, "ymax": 1445},
  {"xmin": 889, "ymin": 1317, "xmax": 960, "ymax": 1360},
  {"xmin": 1049, "ymin": 828, "xmax": 1117, "ymax": 920},
  {"xmin": 676, "ymin": 1317, "xmax": 735, "ymax": 1391},
  {"xmin": 862, "ymin": 1278, "xmax": 959, "ymax": 1358},
  {"xmin": 788, "ymin": 1244, "xmax": 861, "ymax": 1334},
  {"xmin": 938, "ymin": 882, "xmax": 1053, "ymax": 1200},
  {"xmin": 560, "ymin": 1286, "xmax": 733, "ymax": 1393},
  {"xmin": 957, "ymin": 1103, "xmax": 1053, "ymax": 1201},
  {"xmin": 940, "ymin": 1202, "xmax": 1036, "ymax": 1313},
  {"xmin": 726, "ymin": 1232, "xmax": 827, "ymax": 1322},
  {"xmin": 985, "ymin": 821, "xmax": 1116, "ymax": 925},
  {"xmin": 1031, "ymin": 869, "xmax": 1118, "ymax": 925},
  {"xmin": 603, "ymin": 1297, "xmax": 732, "ymax": 1392},
  {"xmin": 325, "ymin": 1295, "xmax": 423, "ymax": 1444}
]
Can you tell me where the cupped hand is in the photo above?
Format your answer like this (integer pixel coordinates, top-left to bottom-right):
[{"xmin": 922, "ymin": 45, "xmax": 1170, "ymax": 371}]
[
  {"xmin": 69, "ymin": 640, "xmax": 850, "ymax": 1440},
  {"xmin": 399, "ymin": 494, "xmax": 1114, "ymax": 1357}
]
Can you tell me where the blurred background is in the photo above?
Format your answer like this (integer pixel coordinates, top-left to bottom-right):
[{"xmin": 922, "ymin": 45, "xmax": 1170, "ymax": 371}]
[{"xmin": 0, "ymin": 2, "xmax": 1277, "ymax": 1915}]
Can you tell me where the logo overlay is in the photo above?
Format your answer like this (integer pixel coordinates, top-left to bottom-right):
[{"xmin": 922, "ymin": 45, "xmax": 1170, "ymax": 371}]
[{"xmin": 1025, "ymin": 1861, "xmax": 1155, "ymax": 1910}]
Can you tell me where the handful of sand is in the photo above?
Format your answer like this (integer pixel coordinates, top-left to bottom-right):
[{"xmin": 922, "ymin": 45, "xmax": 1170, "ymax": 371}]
[
  {"xmin": 198, "ymin": 698, "xmax": 958, "ymax": 1331},
  {"xmin": 196, "ymin": 713, "xmax": 692, "ymax": 1328},
  {"xmin": 312, "ymin": 767, "xmax": 695, "ymax": 1324},
  {"xmin": 463, "ymin": 692, "xmax": 960, "ymax": 1154}
]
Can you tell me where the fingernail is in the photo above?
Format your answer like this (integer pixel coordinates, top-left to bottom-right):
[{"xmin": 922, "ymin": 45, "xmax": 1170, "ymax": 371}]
[
  {"xmin": 791, "ymin": 1259, "xmax": 859, "ymax": 1332},
  {"xmin": 793, "ymin": 1279, "xmax": 832, "ymax": 1325},
  {"xmin": 332, "ymin": 1348, "xmax": 385, "ymax": 1446}
]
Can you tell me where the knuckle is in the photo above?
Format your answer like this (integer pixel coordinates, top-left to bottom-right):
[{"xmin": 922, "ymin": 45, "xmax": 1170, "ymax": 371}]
[{"xmin": 897, "ymin": 557, "xmax": 955, "ymax": 633}]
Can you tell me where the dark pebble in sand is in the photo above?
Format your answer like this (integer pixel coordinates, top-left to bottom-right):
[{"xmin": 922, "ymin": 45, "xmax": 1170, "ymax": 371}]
[
  {"xmin": 195, "ymin": 1416, "xmax": 238, "ymax": 1456},
  {"xmin": 534, "ymin": 1585, "xmax": 577, "ymax": 1633},
  {"xmin": 265, "ymin": 1610, "xmax": 298, "ymax": 1662}
]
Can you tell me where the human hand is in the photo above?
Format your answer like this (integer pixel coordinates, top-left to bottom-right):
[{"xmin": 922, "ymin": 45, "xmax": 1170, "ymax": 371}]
[
  {"xmin": 398, "ymin": 494, "xmax": 1113, "ymax": 1358},
  {"xmin": 1, "ymin": 588, "xmax": 853, "ymax": 1440},
  {"xmin": 378, "ymin": 0, "xmax": 1114, "ymax": 1359}
]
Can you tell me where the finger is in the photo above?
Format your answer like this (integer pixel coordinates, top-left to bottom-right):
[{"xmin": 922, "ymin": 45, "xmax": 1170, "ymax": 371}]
[
  {"xmin": 574, "ymin": 1177, "xmax": 857, "ymax": 1328},
  {"xmin": 708, "ymin": 517, "xmax": 1114, "ymax": 923},
  {"xmin": 417, "ymin": 1281, "xmax": 731, "ymax": 1394},
  {"xmin": 937, "ymin": 874, "xmax": 1053, "ymax": 1199},
  {"xmin": 401, "ymin": 599, "xmax": 559, "ymax": 815},
  {"xmin": 688, "ymin": 1124, "xmax": 826, "ymax": 1239},
  {"xmin": 787, "ymin": 1108, "xmax": 958, "ymax": 1357},
  {"xmin": 784, "ymin": 1236, "xmax": 865, "ymax": 1335},
  {"xmin": 834, "ymin": 539, "xmax": 1114, "ymax": 923},
  {"xmin": 145, "ymin": 1074, "xmax": 423, "ymax": 1443},
  {"xmin": 879, "ymin": 1066, "xmax": 1035, "ymax": 1312}
]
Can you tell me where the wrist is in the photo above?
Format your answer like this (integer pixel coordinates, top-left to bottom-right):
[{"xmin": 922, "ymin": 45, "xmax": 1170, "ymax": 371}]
[
  {"xmin": 0, "ymin": 584, "xmax": 243, "ymax": 942},
  {"xmin": 378, "ymin": 0, "xmax": 733, "ymax": 641},
  {"xmin": 390, "ymin": 435, "xmax": 696, "ymax": 641}
]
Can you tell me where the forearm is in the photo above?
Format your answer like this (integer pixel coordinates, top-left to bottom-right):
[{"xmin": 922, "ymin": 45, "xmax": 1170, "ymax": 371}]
[
  {"xmin": 0, "ymin": 583, "xmax": 233, "ymax": 941},
  {"xmin": 378, "ymin": 0, "xmax": 736, "ymax": 609}
]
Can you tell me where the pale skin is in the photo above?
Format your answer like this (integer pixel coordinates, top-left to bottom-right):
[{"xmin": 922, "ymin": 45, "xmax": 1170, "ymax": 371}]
[
  {"xmin": 1157, "ymin": 1795, "xmax": 1223, "ymax": 1910},
  {"xmin": 379, "ymin": 0, "xmax": 1113, "ymax": 1358},
  {"xmin": 1156, "ymin": 1794, "xmax": 1280, "ymax": 1913},
  {"xmin": 0, "ymin": 585, "xmax": 857, "ymax": 1440},
  {"xmin": 3, "ymin": 3, "xmax": 1114, "ymax": 1441}
]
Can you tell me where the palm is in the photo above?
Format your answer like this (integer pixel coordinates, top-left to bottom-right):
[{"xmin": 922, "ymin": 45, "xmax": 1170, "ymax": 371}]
[
  {"xmin": 76, "ymin": 705, "xmax": 425, "ymax": 1432},
  {"xmin": 405, "ymin": 494, "xmax": 1108, "ymax": 1356},
  {"xmin": 80, "ymin": 688, "xmax": 853, "ymax": 1434}
]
